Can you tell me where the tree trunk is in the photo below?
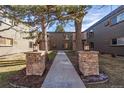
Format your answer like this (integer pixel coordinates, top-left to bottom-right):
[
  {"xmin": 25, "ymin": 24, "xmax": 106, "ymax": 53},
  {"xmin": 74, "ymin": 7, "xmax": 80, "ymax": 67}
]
[
  {"xmin": 41, "ymin": 15, "xmax": 48, "ymax": 53},
  {"xmin": 75, "ymin": 19, "xmax": 83, "ymax": 51}
]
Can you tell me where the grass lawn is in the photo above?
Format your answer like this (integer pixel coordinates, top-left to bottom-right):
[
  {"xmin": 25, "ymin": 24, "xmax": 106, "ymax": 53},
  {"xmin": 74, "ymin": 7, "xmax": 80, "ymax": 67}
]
[
  {"xmin": 48, "ymin": 51, "xmax": 57, "ymax": 61},
  {"xmin": 0, "ymin": 53, "xmax": 26, "ymax": 88},
  {"xmin": 87, "ymin": 54, "xmax": 124, "ymax": 88},
  {"xmin": 0, "ymin": 51, "xmax": 57, "ymax": 88},
  {"xmin": 66, "ymin": 51, "xmax": 124, "ymax": 88}
]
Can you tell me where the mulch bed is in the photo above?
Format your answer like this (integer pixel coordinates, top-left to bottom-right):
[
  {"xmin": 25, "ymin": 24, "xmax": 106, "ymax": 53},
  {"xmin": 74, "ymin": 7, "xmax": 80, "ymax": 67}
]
[
  {"xmin": 8, "ymin": 54, "xmax": 56, "ymax": 88},
  {"xmin": 9, "ymin": 68, "xmax": 42, "ymax": 88},
  {"xmin": 66, "ymin": 51, "xmax": 108, "ymax": 85}
]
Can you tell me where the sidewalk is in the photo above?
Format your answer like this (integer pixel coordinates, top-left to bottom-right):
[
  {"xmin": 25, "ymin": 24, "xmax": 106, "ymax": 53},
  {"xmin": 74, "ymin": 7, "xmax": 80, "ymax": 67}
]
[{"xmin": 42, "ymin": 51, "xmax": 85, "ymax": 88}]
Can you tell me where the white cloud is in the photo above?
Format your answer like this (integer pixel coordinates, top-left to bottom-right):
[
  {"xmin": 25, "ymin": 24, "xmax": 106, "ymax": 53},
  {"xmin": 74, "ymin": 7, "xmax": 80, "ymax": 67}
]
[
  {"xmin": 82, "ymin": 19, "xmax": 99, "ymax": 31},
  {"xmin": 47, "ymin": 5, "xmax": 120, "ymax": 32},
  {"xmin": 82, "ymin": 5, "xmax": 120, "ymax": 31},
  {"xmin": 82, "ymin": 12, "xmax": 103, "ymax": 31}
]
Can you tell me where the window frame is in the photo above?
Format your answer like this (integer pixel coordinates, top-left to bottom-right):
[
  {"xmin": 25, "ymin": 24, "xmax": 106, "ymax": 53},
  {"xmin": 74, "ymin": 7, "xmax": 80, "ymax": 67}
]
[
  {"xmin": 88, "ymin": 30, "xmax": 94, "ymax": 38},
  {"xmin": 90, "ymin": 42, "xmax": 94, "ymax": 49},
  {"xmin": 0, "ymin": 36, "xmax": 13, "ymax": 47},
  {"xmin": 29, "ymin": 41, "xmax": 33, "ymax": 48},
  {"xmin": 111, "ymin": 37, "xmax": 124, "ymax": 46},
  {"xmin": 111, "ymin": 38, "xmax": 117, "ymax": 45},
  {"xmin": 65, "ymin": 34, "xmax": 70, "ymax": 40},
  {"xmin": 111, "ymin": 11, "xmax": 124, "ymax": 26}
]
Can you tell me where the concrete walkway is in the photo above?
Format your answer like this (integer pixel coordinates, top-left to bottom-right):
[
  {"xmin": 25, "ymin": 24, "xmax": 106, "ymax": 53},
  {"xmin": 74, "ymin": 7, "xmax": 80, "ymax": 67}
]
[{"xmin": 42, "ymin": 51, "xmax": 85, "ymax": 88}]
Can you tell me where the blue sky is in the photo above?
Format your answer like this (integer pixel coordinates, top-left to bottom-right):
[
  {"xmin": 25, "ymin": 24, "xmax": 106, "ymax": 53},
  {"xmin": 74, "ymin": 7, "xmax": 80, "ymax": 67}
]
[{"xmin": 48, "ymin": 5, "xmax": 120, "ymax": 32}]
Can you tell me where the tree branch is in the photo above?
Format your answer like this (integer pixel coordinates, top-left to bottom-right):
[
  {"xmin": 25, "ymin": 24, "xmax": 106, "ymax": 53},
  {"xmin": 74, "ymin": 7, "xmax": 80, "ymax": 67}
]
[{"xmin": 0, "ymin": 25, "xmax": 14, "ymax": 32}]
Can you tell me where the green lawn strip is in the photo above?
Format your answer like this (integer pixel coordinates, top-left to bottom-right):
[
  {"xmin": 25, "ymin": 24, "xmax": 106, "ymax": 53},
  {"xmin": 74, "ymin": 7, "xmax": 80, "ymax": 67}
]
[
  {"xmin": 48, "ymin": 51, "xmax": 57, "ymax": 61},
  {"xmin": 0, "ymin": 70, "xmax": 19, "ymax": 87}
]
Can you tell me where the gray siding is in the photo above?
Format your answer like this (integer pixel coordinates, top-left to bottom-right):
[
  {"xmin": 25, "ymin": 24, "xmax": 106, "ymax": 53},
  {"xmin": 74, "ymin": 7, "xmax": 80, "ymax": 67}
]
[{"xmin": 86, "ymin": 6, "xmax": 124, "ymax": 56}]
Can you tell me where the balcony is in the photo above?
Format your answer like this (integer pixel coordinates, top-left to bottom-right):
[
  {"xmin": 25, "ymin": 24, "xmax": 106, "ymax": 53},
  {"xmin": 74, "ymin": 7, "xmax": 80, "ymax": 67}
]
[{"xmin": 72, "ymin": 32, "xmax": 87, "ymax": 41}]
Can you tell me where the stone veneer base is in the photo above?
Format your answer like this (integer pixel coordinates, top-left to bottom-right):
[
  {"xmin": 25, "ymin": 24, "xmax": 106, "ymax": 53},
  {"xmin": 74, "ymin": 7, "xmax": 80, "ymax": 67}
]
[
  {"xmin": 24, "ymin": 51, "xmax": 45, "ymax": 76},
  {"xmin": 78, "ymin": 51, "xmax": 99, "ymax": 76}
]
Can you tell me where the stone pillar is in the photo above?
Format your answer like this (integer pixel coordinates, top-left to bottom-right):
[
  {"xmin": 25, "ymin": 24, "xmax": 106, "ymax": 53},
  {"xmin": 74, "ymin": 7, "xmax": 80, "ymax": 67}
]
[
  {"xmin": 78, "ymin": 51, "xmax": 99, "ymax": 76},
  {"xmin": 24, "ymin": 52, "xmax": 45, "ymax": 76}
]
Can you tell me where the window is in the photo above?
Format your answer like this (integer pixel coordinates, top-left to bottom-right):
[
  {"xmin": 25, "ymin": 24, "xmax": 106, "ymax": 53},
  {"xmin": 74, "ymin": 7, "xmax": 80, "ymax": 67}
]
[
  {"xmin": 117, "ymin": 12, "xmax": 124, "ymax": 23},
  {"xmin": 117, "ymin": 37, "xmax": 124, "ymax": 45},
  {"xmin": 65, "ymin": 34, "xmax": 70, "ymax": 40},
  {"xmin": 111, "ymin": 16, "xmax": 117, "ymax": 25},
  {"xmin": 88, "ymin": 30, "xmax": 94, "ymax": 38},
  {"xmin": 111, "ymin": 12, "xmax": 124, "ymax": 25},
  {"xmin": 111, "ymin": 37, "xmax": 124, "ymax": 45},
  {"xmin": 90, "ymin": 42, "xmax": 94, "ymax": 49},
  {"xmin": 112, "ymin": 38, "xmax": 117, "ymax": 45},
  {"xmin": 89, "ymin": 32, "xmax": 94, "ymax": 37},
  {"xmin": 64, "ymin": 42, "xmax": 68, "ymax": 49},
  {"xmin": 0, "ymin": 36, "xmax": 13, "ymax": 46},
  {"xmin": 29, "ymin": 41, "xmax": 33, "ymax": 48}
]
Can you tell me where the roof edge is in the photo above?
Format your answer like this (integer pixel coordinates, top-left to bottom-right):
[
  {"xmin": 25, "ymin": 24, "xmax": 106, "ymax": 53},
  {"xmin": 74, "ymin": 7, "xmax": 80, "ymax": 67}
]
[{"xmin": 84, "ymin": 5, "xmax": 124, "ymax": 32}]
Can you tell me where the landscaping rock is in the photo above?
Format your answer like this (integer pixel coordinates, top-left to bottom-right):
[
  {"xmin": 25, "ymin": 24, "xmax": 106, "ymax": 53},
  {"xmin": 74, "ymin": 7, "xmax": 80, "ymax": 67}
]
[{"xmin": 82, "ymin": 72, "xmax": 108, "ymax": 84}]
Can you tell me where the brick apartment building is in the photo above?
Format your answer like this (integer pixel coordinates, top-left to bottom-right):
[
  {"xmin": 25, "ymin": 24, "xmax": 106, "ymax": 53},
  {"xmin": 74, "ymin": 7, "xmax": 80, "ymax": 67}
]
[
  {"xmin": 38, "ymin": 32, "xmax": 87, "ymax": 50},
  {"xmin": 38, "ymin": 6, "xmax": 124, "ymax": 56}
]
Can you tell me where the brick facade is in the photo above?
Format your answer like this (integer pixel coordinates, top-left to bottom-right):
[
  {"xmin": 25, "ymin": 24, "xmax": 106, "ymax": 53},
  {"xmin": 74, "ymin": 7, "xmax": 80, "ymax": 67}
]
[{"xmin": 38, "ymin": 32, "xmax": 86, "ymax": 50}]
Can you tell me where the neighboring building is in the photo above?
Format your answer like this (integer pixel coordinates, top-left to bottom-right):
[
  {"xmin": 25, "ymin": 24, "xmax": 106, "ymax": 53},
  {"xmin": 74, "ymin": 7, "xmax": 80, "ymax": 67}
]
[
  {"xmin": 0, "ymin": 17, "xmax": 34, "ymax": 56},
  {"xmin": 36, "ymin": 6, "xmax": 124, "ymax": 56},
  {"xmin": 85, "ymin": 6, "xmax": 124, "ymax": 56},
  {"xmin": 48, "ymin": 32, "xmax": 74, "ymax": 50},
  {"xmin": 38, "ymin": 32, "xmax": 87, "ymax": 50}
]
